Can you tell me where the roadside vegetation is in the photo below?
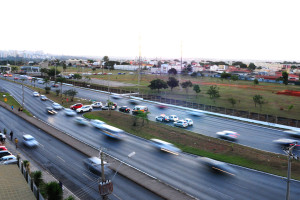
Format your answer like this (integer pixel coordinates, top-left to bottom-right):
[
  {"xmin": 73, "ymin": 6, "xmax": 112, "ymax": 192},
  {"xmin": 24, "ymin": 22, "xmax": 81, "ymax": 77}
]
[
  {"xmin": 84, "ymin": 111, "xmax": 300, "ymax": 180},
  {"xmin": 0, "ymin": 91, "xmax": 32, "ymax": 116}
]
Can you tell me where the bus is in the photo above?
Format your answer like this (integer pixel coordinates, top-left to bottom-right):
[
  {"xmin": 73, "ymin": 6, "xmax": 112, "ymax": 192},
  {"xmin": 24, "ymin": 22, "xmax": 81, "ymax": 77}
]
[{"xmin": 99, "ymin": 124, "xmax": 124, "ymax": 139}]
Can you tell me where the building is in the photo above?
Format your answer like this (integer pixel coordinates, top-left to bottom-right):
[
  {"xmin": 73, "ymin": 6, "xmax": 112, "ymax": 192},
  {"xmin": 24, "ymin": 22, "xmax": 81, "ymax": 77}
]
[{"xmin": 20, "ymin": 66, "xmax": 40, "ymax": 73}]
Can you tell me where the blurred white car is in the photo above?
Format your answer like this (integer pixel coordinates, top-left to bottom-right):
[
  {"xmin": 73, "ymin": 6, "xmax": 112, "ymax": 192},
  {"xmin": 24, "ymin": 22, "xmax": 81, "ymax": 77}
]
[
  {"xmin": 0, "ymin": 155, "xmax": 18, "ymax": 165},
  {"xmin": 33, "ymin": 92, "xmax": 40, "ymax": 97},
  {"xmin": 169, "ymin": 115, "xmax": 179, "ymax": 122},
  {"xmin": 76, "ymin": 105, "xmax": 93, "ymax": 113},
  {"xmin": 23, "ymin": 135, "xmax": 38, "ymax": 148},
  {"xmin": 64, "ymin": 108, "xmax": 77, "ymax": 116},
  {"xmin": 150, "ymin": 139, "xmax": 181, "ymax": 155},
  {"xmin": 74, "ymin": 117, "xmax": 89, "ymax": 125},
  {"xmin": 52, "ymin": 103, "xmax": 63, "ymax": 110},
  {"xmin": 90, "ymin": 119, "xmax": 106, "ymax": 128},
  {"xmin": 40, "ymin": 95, "xmax": 48, "ymax": 101},
  {"xmin": 111, "ymin": 94, "xmax": 122, "ymax": 99},
  {"xmin": 184, "ymin": 118, "xmax": 193, "ymax": 126},
  {"xmin": 188, "ymin": 111, "xmax": 203, "ymax": 117},
  {"xmin": 284, "ymin": 130, "xmax": 300, "ymax": 138},
  {"xmin": 91, "ymin": 102, "xmax": 103, "ymax": 108},
  {"xmin": 174, "ymin": 120, "xmax": 188, "ymax": 128},
  {"xmin": 216, "ymin": 130, "xmax": 239, "ymax": 141}
]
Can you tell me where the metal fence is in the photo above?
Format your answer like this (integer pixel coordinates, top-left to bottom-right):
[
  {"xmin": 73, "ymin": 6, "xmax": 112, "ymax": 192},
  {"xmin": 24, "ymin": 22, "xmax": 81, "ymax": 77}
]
[{"xmin": 17, "ymin": 159, "xmax": 45, "ymax": 200}]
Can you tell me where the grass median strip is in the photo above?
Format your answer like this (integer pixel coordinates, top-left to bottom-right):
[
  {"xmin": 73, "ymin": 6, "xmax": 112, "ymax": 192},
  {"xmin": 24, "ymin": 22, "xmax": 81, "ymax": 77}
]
[
  {"xmin": 84, "ymin": 111, "xmax": 300, "ymax": 180},
  {"xmin": 0, "ymin": 92, "xmax": 32, "ymax": 116}
]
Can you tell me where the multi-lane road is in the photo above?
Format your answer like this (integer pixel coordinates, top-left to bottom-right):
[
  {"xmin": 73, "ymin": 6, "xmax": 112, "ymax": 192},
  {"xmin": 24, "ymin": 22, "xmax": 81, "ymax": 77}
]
[
  {"xmin": 0, "ymin": 107, "xmax": 162, "ymax": 200},
  {"xmin": 1, "ymin": 78, "xmax": 300, "ymax": 199}
]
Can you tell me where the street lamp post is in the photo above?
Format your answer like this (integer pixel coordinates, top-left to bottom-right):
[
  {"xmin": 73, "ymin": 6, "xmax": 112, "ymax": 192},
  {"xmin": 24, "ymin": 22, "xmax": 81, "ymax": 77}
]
[
  {"xmin": 111, "ymin": 152, "xmax": 136, "ymax": 181},
  {"xmin": 283, "ymin": 142, "xmax": 298, "ymax": 200}
]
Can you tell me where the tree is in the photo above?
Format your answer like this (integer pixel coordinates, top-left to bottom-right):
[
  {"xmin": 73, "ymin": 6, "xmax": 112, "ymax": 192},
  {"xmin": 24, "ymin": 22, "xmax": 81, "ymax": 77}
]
[
  {"xmin": 253, "ymin": 94, "xmax": 266, "ymax": 110},
  {"xmin": 92, "ymin": 67, "xmax": 96, "ymax": 72},
  {"xmin": 168, "ymin": 68, "xmax": 177, "ymax": 75},
  {"xmin": 45, "ymin": 181, "xmax": 63, "ymax": 200},
  {"xmin": 207, "ymin": 85, "xmax": 220, "ymax": 103},
  {"xmin": 73, "ymin": 73, "xmax": 82, "ymax": 80},
  {"xmin": 32, "ymin": 77, "xmax": 37, "ymax": 87},
  {"xmin": 45, "ymin": 87, "xmax": 51, "ymax": 94},
  {"xmin": 231, "ymin": 75, "xmax": 239, "ymax": 81},
  {"xmin": 167, "ymin": 77, "xmax": 179, "ymax": 91},
  {"xmin": 107, "ymin": 100, "xmax": 114, "ymax": 116},
  {"xmin": 220, "ymin": 72, "xmax": 231, "ymax": 80},
  {"xmin": 47, "ymin": 68, "xmax": 61, "ymax": 77},
  {"xmin": 11, "ymin": 66, "xmax": 18, "ymax": 73},
  {"xmin": 253, "ymin": 79, "xmax": 259, "ymax": 85},
  {"xmin": 55, "ymin": 89, "xmax": 60, "ymax": 96},
  {"xmin": 181, "ymin": 80, "xmax": 193, "ymax": 93},
  {"xmin": 63, "ymin": 89, "xmax": 78, "ymax": 101},
  {"xmin": 282, "ymin": 71, "xmax": 289, "ymax": 85},
  {"xmin": 56, "ymin": 77, "xmax": 66, "ymax": 97},
  {"xmin": 193, "ymin": 85, "xmax": 201, "ymax": 97},
  {"xmin": 232, "ymin": 61, "xmax": 247, "ymax": 68},
  {"xmin": 31, "ymin": 171, "xmax": 42, "ymax": 187},
  {"xmin": 257, "ymin": 66, "xmax": 262, "ymax": 69},
  {"xmin": 186, "ymin": 64, "xmax": 193, "ymax": 72},
  {"xmin": 62, "ymin": 62, "xmax": 67, "ymax": 72},
  {"xmin": 43, "ymin": 78, "xmax": 50, "ymax": 87},
  {"xmin": 68, "ymin": 63, "xmax": 72, "ymax": 67},
  {"xmin": 40, "ymin": 68, "xmax": 48, "ymax": 77},
  {"xmin": 228, "ymin": 98, "xmax": 237, "ymax": 107},
  {"xmin": 103, "ymin": 56, "xmax": 109, "ymax": 62},
  {"xmin": 148, "ymin": 79, "xmax": 168, "ymax": 92},
  {"xmin": 248, "ymin": 63, "xmax": 256, "ymax": 70}
]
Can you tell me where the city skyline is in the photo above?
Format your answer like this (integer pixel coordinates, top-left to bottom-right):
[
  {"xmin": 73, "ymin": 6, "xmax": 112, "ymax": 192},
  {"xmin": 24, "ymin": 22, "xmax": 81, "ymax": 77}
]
[{"xmin": 1, "ymin": 0, "xmax": 299, "ymax": 61}]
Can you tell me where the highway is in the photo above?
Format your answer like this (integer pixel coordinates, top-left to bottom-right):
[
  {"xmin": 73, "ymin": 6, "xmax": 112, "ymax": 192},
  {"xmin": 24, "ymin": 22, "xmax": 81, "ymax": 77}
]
[
  {"xmin": 0, "ymin": 107, "xmax": 162, "ymax": 200},
  {"xmin": 2, "ymin": 78, "xmax": 300, "ymax": 199}
]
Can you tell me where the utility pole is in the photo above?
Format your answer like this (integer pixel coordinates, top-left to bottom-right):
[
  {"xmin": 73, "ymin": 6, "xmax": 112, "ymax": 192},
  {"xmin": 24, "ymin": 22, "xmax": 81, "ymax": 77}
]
[
  {"xmin": 98, "ymin": 148, "xmax": 113, "ymax": 200},
  {"xmin": 283, "ymin": 142, "xmax": 298, "ymax": 200},
  {"xmin": 138, "ymin": 34, "xmax": 141, "ymax": 95},
  {"xmin": 22, "ymin": 80, "xmax": 24, "ymax": 108}
]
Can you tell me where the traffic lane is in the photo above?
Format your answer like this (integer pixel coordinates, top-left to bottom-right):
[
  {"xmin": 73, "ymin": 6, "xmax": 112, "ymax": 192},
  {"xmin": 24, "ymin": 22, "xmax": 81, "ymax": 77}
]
[
  {"xmin": 0, "ymin": 107, "xmax": 163, "ymax": 200},
  {"xmin": 2, "ymin": 80, "xmax": 300, "ymax": 199}
]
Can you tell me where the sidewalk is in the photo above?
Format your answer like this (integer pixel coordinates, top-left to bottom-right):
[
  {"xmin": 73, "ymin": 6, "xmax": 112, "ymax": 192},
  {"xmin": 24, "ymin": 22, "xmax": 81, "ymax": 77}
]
[
  {"xmin": 3, "ymin": 138, "xmax": 79, "ymax": 200},
  {"xmin": 0, "ymin": 101, "xmax": 195, "ymax": 200}
]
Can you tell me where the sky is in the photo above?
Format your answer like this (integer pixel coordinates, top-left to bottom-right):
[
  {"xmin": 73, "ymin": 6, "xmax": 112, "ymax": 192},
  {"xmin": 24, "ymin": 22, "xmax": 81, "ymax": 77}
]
[{"xmin": 0, "ymin": 0, "xmax": 299, "ymax": 61}]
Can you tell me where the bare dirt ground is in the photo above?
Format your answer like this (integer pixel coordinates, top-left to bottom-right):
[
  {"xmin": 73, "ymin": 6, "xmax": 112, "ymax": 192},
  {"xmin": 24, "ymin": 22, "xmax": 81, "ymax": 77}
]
[{"xmin": 81, "ymin": 78, "xmax": 137, "ymax": 87}]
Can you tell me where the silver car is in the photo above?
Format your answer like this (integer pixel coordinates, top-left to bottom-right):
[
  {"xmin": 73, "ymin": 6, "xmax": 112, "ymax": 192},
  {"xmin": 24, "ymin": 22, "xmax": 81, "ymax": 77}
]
[
  {"xmin": 90, "ymin": 119, "xmax": 106, "ymax": 128},
  {"xmin": 74, "ymin": 117, "xmax": 89, "ymax": 125},
  {"xmin": 52, "ymin": 103, "xmax": 63, "ymax": 110},
  {"xmin": 23, "ymin": 135, "xmax": 38, "ymax": 148},
  {"xmin": 0, "ymin": 155, "xmax": 17, "ymax": 165},
  {"xmin": 64, "ymin": 108, "xmax": 77, "ymax": 116},
  {"xmin": 150, "ymin": 139, "xmax": 181, "ymax": 155},
  {"xmin": 84, "ymin": 157, "xmax": 110, "ymax": 176}
]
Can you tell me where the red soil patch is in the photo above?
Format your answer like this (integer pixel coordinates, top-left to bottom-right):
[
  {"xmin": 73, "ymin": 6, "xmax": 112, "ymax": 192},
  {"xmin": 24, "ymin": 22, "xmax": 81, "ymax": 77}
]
[{"xmin": 276, "ymin": 90, "xmax": 300, "ymax": 97}]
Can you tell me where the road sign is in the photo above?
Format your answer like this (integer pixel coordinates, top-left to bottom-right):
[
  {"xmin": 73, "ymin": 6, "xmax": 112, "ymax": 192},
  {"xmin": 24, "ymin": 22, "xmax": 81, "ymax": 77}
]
[{"xmin": 4, "ymin": 97, "xmax": 7, "ymax": 102}]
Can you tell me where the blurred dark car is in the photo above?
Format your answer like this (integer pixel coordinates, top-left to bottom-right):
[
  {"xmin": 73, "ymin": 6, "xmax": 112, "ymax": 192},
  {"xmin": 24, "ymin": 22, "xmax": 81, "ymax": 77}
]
[
  {"xmin": 284, "ymin": 130, "xmax": 300, "ymax": 138},
  {"xmin": 128, "ymin": 99, "xmax": 139, "ymax": 105},
  {"xmin": 119, "ymin": 106, "xmax": 130, "ymax": 113},
  {"xmin": 156, "ymin": 104, "xmax": 168, "ymax": 109},
  {"xmin": 198, "ymin": 157, "xmax": 236, "ymax": 176}
]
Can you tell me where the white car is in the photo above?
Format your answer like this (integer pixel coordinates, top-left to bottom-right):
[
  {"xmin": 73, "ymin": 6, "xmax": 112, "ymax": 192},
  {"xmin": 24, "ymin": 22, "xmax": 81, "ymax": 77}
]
[
  {"xmin": 23, "ymin": 135, "xmax": 38, "ymax": 148},
  {"xmin": 90, "ymin": 119, "xmax": 106, "ymax": 129},
  {"xmin": 64, "ymin": 108, "xmax": 77, "ymax": 116},
  {"xmin": 37, "ymin": 80, "xmax": 45, "ymax": 84},
  {"xmin": 111, "ymin": 94, "xmax": 122, "ymax": 99},
  {"xmin": 216, "ymin": 130, "xmax": 239, "ymax": 141},
  {"xmin": 40, "ymin": 95, "xmax": 48, "ymax": 101},
  {"xmin": 150, "ymin": 139, "xmax": 181, "ymax": 155},
  {"xmin": 174, "ymin": 120, "xmax": 188, "ymax": 128},
  {"xmin": 92, "ymin": 102, "xmax": 103, "ymax": 108},
  {"xmin": 155, "ymin": 115, "xmax": 169, "ymax": 122},
  {"xmin": 74, "ymin": 117, "xmax": 89, "ymax": 125},
  {"xmin": 52, "ymin": 103, "xmax": 63, "ymax": 110},
  {"xmin": 0, "ymin": 155, "xmax": 18, "ymax": 165},
  {"xmin": 76, "ymin": 105, "xmax": 93, "ymax": 113},
  {"xmin": 184, "ymin": 118, "xmax": 193, "ymax": 126},
  {"xmin": 188, "ymin": 111, "xmax": 203, "ymax": 117},
  {"xmin": 169, "ymin": 115, "xmax": 179, "ymax": 122},
  {"xmin": 33, "ymin": 92, "xmax": 40, "ymax": 97}
]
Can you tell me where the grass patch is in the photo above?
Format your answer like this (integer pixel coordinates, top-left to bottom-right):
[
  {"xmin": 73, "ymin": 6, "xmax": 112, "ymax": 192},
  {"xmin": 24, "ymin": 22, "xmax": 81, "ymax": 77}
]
[
  {"xmin": 84, "ymin": 111, "xmax": 300, "ymax": 179},
  {"xmin": 0, "ymin": 92, "xmax": 32, "ymax": 117}
]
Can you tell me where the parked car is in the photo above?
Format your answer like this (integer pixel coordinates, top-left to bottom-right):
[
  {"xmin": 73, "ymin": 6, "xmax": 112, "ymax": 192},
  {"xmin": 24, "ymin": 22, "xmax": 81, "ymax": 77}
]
[
  {"xmin": 40, "ymin": 95, "xmax": 48, "ymax": 101},
  {"xmin": 119, "ymin": 106, "xmax": 130, "ymax": 113},
  {"xmin": 46, "ymin": 107, "xmax": 57, "ymax": 115},
  {"xmin": 23, "ymin": 135, "xmax": 38, "ymax": 148},
  {"xmin": 273, "ymin": 138, "xmax": 299, "ymax": 148},
  {"xmin": 102, "ymin": 103, "xmax": 117, "ymax": 110},
  {"xmin": 184, "ymin": 118, "xmax": 193, "ymax": 126},
  {"xmin": 174, "ymin": 120, "xmax": 188, "ymax": 128},
  {"xmin": 64, "ymin": 108, "xmax": 77, "ymax": 116},
  {"xmin": 169, "ymin": 115, "xmax": 179, "ymax": 122},
  {"xmin": 91, "ymin": 102, "xmax": 103, "ymax": 108},
  {"xmin": 52, "ymin": 103, "xmax": 63, "ymax": 110},
  {"xmin": 14, "ymin": 77, "xmax": 20, "ymax": 80},
  {"xmin": 150, "ymin": 139, "xmax": 181, "ymax": 155},
  {"xmin": 0, "ymin": 146, "xmax": 7, "ymax": 151},
  {"xmin": 84, "ymin": 157, "xmax": 109, "ymax": 175},
  {"xmin": 70, "ymin": 103, "xmax": 83, "ymax": 110},
  {"xmin": 132, "ymin": 105, "xmax": 148, "ymax": 114},
  {"xmin": 76, "ymin": 105, "xmax": 93, "ymax": 113},
  {"xmin": 155, "ymin": 114, "xmax": 169, "ymax": 122},
  {"xmin": 0, "ymin": 155, "xmax": 17, "ymax": 165},
  {"xmin": 74, "ymin": 117, "xmax": 89, "ymax": 125},
  {"xmin": 51, "ymin": 83, "xmax": 59, "ymax": 87},
  {"xmin": 216, "ymin": 130, "xmax": 239, "ymax": 141},
  {"xmin": 33, "ymin": 92, "xmax": 40, "ymax": 97},
  {"xmin": 37, "ymin": 80, "xmax": 45, "ymax": 84},
  {"xmin": 90, "ymin": 119, "xmax": 106, "ymax": 128},
  {"xmin": 0, "ymin": 151, "xmax": 12, "ymax": 158},
  {"xmin": 198, "ymin": 157, "xmax": 236, "ymax": 176}
]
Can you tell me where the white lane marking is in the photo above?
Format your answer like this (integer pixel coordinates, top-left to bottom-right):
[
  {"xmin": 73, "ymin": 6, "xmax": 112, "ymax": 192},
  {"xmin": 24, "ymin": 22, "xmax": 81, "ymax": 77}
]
[
  {"xmin": 57, "ymin": 156, "xmax": 65, "ymax": 162},
  {"xmin": 82, "ymin": 173, "xmax": 94, "ymax": 182}
]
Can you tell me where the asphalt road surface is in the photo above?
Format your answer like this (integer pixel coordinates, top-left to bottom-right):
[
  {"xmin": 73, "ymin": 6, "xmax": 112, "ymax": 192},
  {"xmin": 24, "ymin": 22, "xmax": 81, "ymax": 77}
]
[
  {"xmin": 0, "ymin": 107, "xmax": 162, "ymax": 200},
  {"xmin": 2, "ymin": 78, "xmax": 300, "ymax": 199}
]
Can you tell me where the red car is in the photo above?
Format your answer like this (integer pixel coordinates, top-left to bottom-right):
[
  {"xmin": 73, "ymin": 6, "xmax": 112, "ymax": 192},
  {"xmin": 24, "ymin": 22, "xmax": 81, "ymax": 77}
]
[
  {"xmin": 0, "ymin": 146, "xmax": 7, "ymax": 151},
  {"xmin": 14, "ymin": 77, "xmax": 20, "ymax": 80},
  {"xmin": 70, "ymin": 103, "xmax": 83, "ymax": 110}
]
